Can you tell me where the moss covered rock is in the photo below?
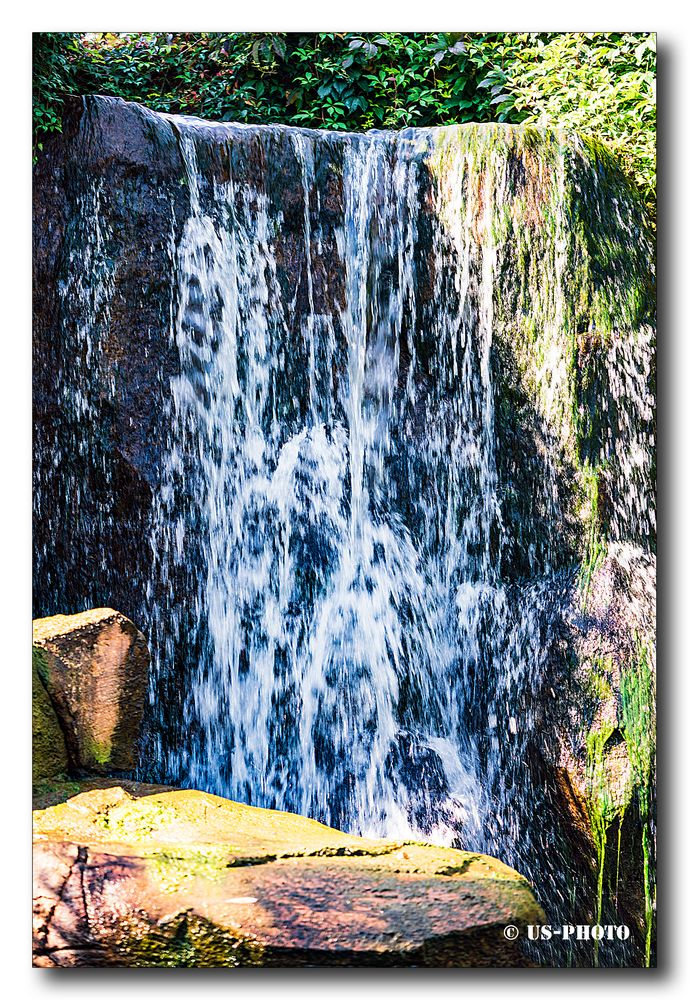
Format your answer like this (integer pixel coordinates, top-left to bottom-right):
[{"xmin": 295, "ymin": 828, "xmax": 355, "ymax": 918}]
[
  {"xmin": 33, "ymin": 609, "xmax": 150, "ymax": 774},
  {"xmin": 32, "ymin": 647, "xmax": 68, "ymax": 783},
  {"xmin": 33, "ymin": 785, "xmax": 544, "ymax": 967},
  {"xmin": 550, "ymin": 544, "xmax": 656, "ymax": 961}
]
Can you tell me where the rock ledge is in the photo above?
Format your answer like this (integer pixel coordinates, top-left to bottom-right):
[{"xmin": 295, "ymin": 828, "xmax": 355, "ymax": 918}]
[{"xmin": 33, "ymin": 785, "xmax": 544, "ymax": 967}]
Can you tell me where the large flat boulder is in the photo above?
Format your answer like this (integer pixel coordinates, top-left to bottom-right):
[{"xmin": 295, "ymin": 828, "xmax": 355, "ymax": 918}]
[
  {"xmin": 32, "ymin": 609, "xmax": 150, "ymax": 774},
  {"xmin": 33, "ymin": 785, "xmax": 544, "ymax": 967}
]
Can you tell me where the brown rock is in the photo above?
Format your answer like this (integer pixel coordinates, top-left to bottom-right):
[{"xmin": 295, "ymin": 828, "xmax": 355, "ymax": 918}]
[
  {"xmin": 32, "ymin": 609, "xmax": 150, "ymax": 774},
  {"xmin": 33, "ymin": 785, "xmax": 544, "ymax": 967}
]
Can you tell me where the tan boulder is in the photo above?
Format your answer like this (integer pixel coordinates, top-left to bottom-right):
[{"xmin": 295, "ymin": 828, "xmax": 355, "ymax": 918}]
[
  {"xmin": 33, "ymin": 785, "xmax": 544, "ymax": 967},
  {"xmin": 32, "ymin": 609, "xmax": 150, "ymax": 774}
]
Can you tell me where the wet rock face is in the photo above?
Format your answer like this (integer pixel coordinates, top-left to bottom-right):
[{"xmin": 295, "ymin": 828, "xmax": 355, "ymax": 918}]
[
  {"xmin": 33, "ymin": 786, "xmax": 544, "ymax": 967},
  {"xmin": 535, "ymin": 546, "xmax": 656, "ymax": 953},
  {"xmin": 33, "ymin": 99, "xmax": 184, "ymax": 622},
  {"xmin": 32, "ymin": 97, "xmax": 350, "ymax": 624},
  {"xmin": 557, "ymin": 546, "xmax": 656, "ymax": 814},
  {"xmin": 33, "ymin": 609, "xmax": 150, "ymax": 774}
]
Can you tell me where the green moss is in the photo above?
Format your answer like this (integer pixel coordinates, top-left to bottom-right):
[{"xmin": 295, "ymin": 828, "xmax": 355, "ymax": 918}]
[
  {"xmin": 584, "ymin": 666, "xmax": 616, "ymax": 965},
  {"xmin": 95, "ymin": 798, "xmax": 179, "ymax": 840},
  {"xmin": 33, "ymin": 645, "xmax": 48, "ymax": 682},
  {"xmin": 565, "ymin": 138, "xmax": 655, "ymax": 337},
  {"xmin": 584, "ymin": 654, "xmax": 634, "ymax": 966},
  {"xmin": 115, "ymin": 911, "xmax": 265, "ymax": 967},
  {"xmin": 424, "ymin": 123, "xmax": 653, "ymax": 582},
  {"xmin": 84, "ymin": 734, "xmax": 113, "ymax": 767},
  {"xmin": 582, "ymin": 642, "xmax": 655, "ymax": 966},
  {"xmin": 620, "ymin": 637, "xmax": 655, "ymax": 967},
  {"xmin": 429, "ymin": 124, "xmax": 653, "ymax": 476},
  {"xmin": 620, "ymin": 639, "xmax": 654, "ymax": 816},
  {"xmin": 144, "ymin": 845, "xmax": 238, "ymax": 893},
  {"xmin": 614, "ymin": 806, "xmax": 626, "ymax": 910},
  {"xmin": 577, "ymin": 463, "xmax": 606, "ymax": 609},
  {"xmin": 32, "ymin": 646, "xmax": 69, "ymax": 782}
]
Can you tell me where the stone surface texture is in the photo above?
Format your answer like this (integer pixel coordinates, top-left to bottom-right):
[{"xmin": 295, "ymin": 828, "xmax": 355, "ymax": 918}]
[
  {"xmin": 33, "ymin": 785, "xmax": 543, "ymax": 967},
  {"xmin": 33, "ymin": 608, "xmax": 150, "ymax": 774}
]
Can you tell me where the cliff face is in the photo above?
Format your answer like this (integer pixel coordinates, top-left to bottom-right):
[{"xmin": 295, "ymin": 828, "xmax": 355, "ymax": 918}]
[
  {"xmin": 33, "ymin": 96, "xmax": 654, "ymax": 621},
  {"xmin": 33, "ymin": 96, "xmax": 655, "ymax": 965},
  {"xmin": 33, "ymin": 97, "xmax": 182, "ymax": 619}
]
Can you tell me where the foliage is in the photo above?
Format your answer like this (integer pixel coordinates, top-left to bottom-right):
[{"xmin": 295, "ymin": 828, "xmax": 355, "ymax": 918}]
[
  {"xmin": 33, "ymin": 32, "xmax": 502, "ymax": 131},
  {"xmin": 33, "ymin": 32, "xmax": 655, "ymax": 216},
  {"xmin": 32, "ymin": 33, "xmax": 80, "ymax": 154},
  {"xmin": 478, "ymin": 33, "xmax": 656, "ymax": 222}
]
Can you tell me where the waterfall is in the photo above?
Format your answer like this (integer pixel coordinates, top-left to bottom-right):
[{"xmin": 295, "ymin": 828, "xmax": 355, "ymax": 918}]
[
  {"xmin": 147, "ymin": 125, "xmax": 491, "ymax": 841},
  {"xmin": 33, "ymin": 97, "xmax": 655, "ymax": 964}
]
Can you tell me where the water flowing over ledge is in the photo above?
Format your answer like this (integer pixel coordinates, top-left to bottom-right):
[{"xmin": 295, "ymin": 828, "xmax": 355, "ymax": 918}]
[{"xmin": 33, "ymin": 96, "xmax": 655, "ymax": 965}]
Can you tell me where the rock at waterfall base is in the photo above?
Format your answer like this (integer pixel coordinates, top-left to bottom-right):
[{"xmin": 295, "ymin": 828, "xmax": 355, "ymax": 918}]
[
  {"xmin": 33, "ymin": 785, "xmax": 544, "ymax": 967},
  {"xmin": 32, "ymin": 609, "xmax": 150, "ymax": 775},
  {"xmin": 32, "ymin": 648, "xmax": 68, "ymax": 782}
]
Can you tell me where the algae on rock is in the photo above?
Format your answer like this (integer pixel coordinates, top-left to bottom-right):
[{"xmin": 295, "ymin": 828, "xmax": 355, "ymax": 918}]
[
  {"xmin": 32, "ymin": 647, "xmax": 68, "ymax": 783},
  {"xmin": 620, "ymin": 638, "xmax": 656, "ymax": 966}
]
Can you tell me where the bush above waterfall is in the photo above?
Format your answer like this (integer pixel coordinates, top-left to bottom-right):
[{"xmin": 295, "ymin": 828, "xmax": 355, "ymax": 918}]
[
  {"xmin": 33, "ymin": 32, "xmax": 655, "ymax": 220},
  {"xmin": 481, "ymin": 33, "xmax": 656, "ymax": 224}
]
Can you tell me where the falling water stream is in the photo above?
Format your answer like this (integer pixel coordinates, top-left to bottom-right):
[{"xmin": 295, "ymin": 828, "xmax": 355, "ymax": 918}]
[{"xmin": 147, "ymin": 126, "xmax": 493, "ymax": 841}]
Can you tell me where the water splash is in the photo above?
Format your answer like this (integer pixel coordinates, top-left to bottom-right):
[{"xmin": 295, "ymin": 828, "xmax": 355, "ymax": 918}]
[{"xmin": 146, "ymin": 128, "xmax": 494, "ymax": 840}]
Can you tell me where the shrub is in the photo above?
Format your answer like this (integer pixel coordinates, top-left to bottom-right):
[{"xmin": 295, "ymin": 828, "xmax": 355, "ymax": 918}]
[{"xmin": 33, "ymin": 32, "xmax": 655, "ymax": 219}]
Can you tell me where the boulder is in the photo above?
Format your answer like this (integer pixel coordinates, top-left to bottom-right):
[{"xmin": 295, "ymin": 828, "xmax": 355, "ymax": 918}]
[
  {"xmin": 32, "ymin": 609, "xmax": 150, "ymax": 774},
  {"xmin": 32, "ymin": 776, "xmax": 170, "ymax": 811},
  {"xmin": 33, "ymin": 785, "xmax": 544, "ymax": 967}
]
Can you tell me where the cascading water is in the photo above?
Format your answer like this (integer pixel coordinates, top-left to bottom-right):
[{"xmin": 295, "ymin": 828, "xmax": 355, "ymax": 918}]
[
  {"xmin": 33, "ymin": 97, "xmax": 655, "ymax": 966},
  {"xmin": 148, "ymin": 124, "xmax": 493, "ymax": 842}
]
